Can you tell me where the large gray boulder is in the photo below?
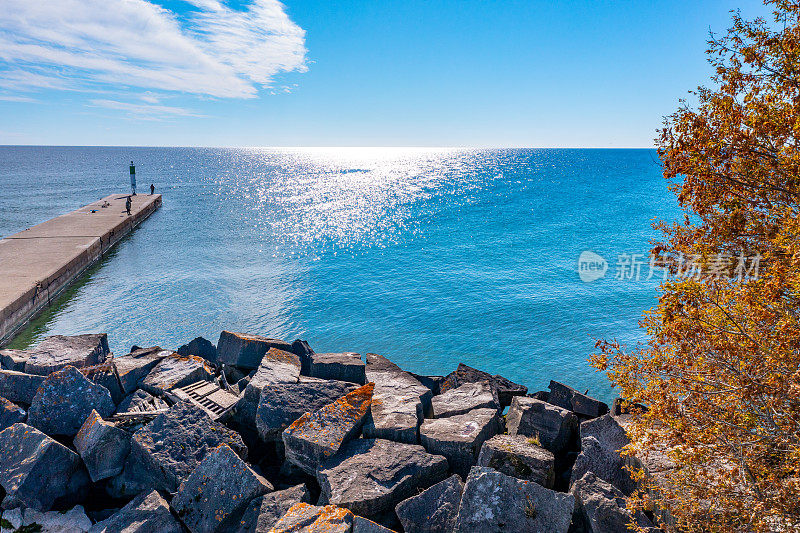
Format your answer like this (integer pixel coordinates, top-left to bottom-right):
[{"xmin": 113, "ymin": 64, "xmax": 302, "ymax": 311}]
[
  {"xmin": 0, "ymin": 369, "xmax": 46, "ymax": 404},
  {"xmin": 395, "ymin": 474, "xmax": 463, "ymax": 533},
  {"xmin": 217, "ymin": 331, "xmax": 294, "ymax": 371},
  {"xmin": 431, "ymin": 381, "xmax": 498, "ymax": 418},
  {"xmin": 233, "ymin": 347, "xmax": 302, "ymax": 429},
  {"xmin": 309, "ymin": 352, "xmax": 366, "ymax": 384},
  {"xmin": 28, "ymin": 365, "xmax": 115, "ymax": 437},
  {"xmin": 172, "ymin": 444, "xmax": 273, "ymax": 533},
  {"xmin": 81, "ymin": 360, "xmax": 125, "ymax": 404},
  {"xmin": 419, "ymin": 408, "xmax": 500, "ymax": 478},
  {"xmin": 23, "ymin": 334, "xmax": 110, "ymax": 375},
  {"xmin": 283, "ymin": 383, "xmax": 373, "ymax": 475},
  {"xmin": 547, "ymin": 381, "xmax": 609, "ymax": 419},
  {"xmin": 114, "ymin": 402, "xmax": 247, "ymax": 495},
  {"xmin": 0, "ymin": 423, "xmax": 89, "ymax": 511},
  {"xmin": 476, "ymin": 434, "xmax": 555, "ymax": 488},
  {"xmin": 571, "ymin": 471, "xmax": 653, "ymax": 533},
  {"xmin": 440, "ymin": 363, "xmax": 527, "ymax": 407},
  {"xmin": 235, "ymin": 483, "xmax": 311, "ymax": 533},
  {"xmin": 317, "ymin": 438, "xmax": 448, "ymax": 518},
  {"xmin": 0, "ymin": 396, "xmax": 26, "ymax": 431},
  {"xmin": 89, "ymin": 489, "xmax": 182, "ymax": 533},
  {"xmin": 139, "ymin": 353, "xmax": 213, "ymax": 395},
  {"xmin": 74, "ymin": 409, "xmax": 131, "ymax": 482},
  {"xmin": 114, "ymin": 347, "xmax": 171, "ymax": 395},
  {"xmin": 363, "ymin": 353, "xmax": 431, "ymax": 444},
  {"xmin": 453, "ymin": 467, "xmax": 574, "ymax": 533},
  {"xmin": 270, "ymin": 503, "xmax": 354, "ymax": 533},
  {"xmin": 255, "ymin": 379, "xmax": 358, "ymax": 441},
  {"xmin": 505, "ymin": 396, "xmax": 578, "ymax": 454},
  {"xmin": 570, "ymin": 414, "xmax": 635, "ymax": 495},
  {"xmin": 177, "ymin": 336, "xmax": 218, "ymax": 364},
  {"xmin": 0, "ymin": 349, "xmax": 28, "ymax": 371}
]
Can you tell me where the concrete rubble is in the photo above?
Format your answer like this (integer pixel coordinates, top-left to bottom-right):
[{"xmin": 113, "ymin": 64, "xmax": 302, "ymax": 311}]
[{"xmin": 0, "ymin": 332, "xmax": 654, "ymax": 532}]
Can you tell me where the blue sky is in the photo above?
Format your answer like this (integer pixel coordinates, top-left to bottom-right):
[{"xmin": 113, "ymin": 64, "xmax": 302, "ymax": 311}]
[{"xmin": 0, "ymin": 0, "xmax": 770, "ymax": 147}]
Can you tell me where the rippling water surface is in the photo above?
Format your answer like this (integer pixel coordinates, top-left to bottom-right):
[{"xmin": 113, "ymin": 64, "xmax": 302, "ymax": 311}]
[{"xmin": 0, "ymin": 147, "xmax": 680, "ymax": 401}]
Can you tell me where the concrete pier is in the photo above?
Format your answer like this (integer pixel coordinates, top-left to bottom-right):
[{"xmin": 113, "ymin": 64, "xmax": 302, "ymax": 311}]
[{"xmin": 0, "ymin": 194, "xmax": 162, "ymax": 346}]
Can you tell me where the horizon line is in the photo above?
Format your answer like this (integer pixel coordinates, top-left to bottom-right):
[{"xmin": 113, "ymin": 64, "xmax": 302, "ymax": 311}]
[{"xmin": 0, "ymin": 144, "xmax": 658, "ymax": 150}]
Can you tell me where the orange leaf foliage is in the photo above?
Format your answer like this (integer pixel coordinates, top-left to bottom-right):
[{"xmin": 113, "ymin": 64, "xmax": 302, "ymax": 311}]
[{"xmin": 592, "ymin": 2, "xmax": 800, "ymax": 531}]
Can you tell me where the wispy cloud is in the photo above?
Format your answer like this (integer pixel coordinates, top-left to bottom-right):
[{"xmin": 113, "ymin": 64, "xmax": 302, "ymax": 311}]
[
  {"xmin": 0, "ymin": 95, "xmax": 37, "ymax": 103},
  {"xmin": 90, "ymin": 99, "xmax": 206, "ymax": 119},
  {"xmin": 0, "ymin": 0, "xmax": 307, "ymax": 103}
]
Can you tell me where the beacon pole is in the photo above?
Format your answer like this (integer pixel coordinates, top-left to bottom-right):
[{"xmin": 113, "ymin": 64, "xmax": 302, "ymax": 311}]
[{"xmin": 130, "ymin": 161, "xmax": 137, "ymax": 196}]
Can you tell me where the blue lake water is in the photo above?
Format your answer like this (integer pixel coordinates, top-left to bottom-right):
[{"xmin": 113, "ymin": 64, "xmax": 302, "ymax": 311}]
[{"xmin": 0, "ymin": 147, "xmax": 680, "ymax": 401}]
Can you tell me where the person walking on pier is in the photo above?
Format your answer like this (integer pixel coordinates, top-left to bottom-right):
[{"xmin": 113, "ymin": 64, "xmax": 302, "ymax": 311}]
[
  {"xmin": 150, "ymin": 183, "xmax": 155, "ymax": 195},
  {"xmin": 125, "ymin": 196, "xmax": 132, "ymax": 216},
  {"xmin": 129, "ymin": 161, "xmax": 137, "ymax": 196}
]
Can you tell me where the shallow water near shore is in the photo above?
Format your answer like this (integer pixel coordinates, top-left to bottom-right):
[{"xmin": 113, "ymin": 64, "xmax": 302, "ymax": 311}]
[{"xmin": 0, "ymin": 147, "xmax": 680, "ymax": 402}]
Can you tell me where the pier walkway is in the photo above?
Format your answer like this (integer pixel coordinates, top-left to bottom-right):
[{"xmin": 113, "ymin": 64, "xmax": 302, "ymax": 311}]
[{"xmin": 0, "ymin": 194, "xmax": 161, "ymax": 345}]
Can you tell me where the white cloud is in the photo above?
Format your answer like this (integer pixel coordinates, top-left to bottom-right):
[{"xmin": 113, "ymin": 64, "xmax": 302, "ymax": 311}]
[
  {"xmin": 90, "ymin": 99, "xmax": 206, "ymax": 118},
  {"xmin": 0, "ymin": 0, "xmax": 307, "ymax": 100}
]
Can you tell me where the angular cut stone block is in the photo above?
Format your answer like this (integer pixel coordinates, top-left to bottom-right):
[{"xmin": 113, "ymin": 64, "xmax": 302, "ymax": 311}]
[
  {"xmin": 0, "ymin": 423, "xmax": 89, "ymax": 511},
  {"xmin": 114, "ymin": 347, "xmax": 171, "ymax": 395},
  {"xmin": 440, "ymin": 363, "xmax": 527, "ymax": 407},
  {"xmin": 172, "ymin": 444, "xmax": 273, "ymax": 533},
  {"xmin": 290, "ymin": 338, "xmax": 315, "ymax": 375},
  {"xmin": 234, "ymin": 483, "xmax": 311, "ymax": 533},
  {"xmin": 283, "ymin": 382, "xmax": 374, "ymax": 475},
  {"xmin": 505, "ymin": 396, "xmax": 578, "ymax": 454},
  {"xmin": 255, "ymin": 380, "xmax": 358, "ymax": 441},
  {"xmin": 140, "ymin": 353, "xmax": 213, "ymax": 395},
  {"xmin": 120, "ymin": 402, "xmax": 247, "ymax": 494},
  {"xmin": 177, "ymin": 336, "xmax": 218, "ymax": 364},
  {"xmin": 234, "ymin": 347, "xmax": 302, "ymax": 429},
  {"xmin": 353, "ymin": 515, "xmax": 396, "ymax": 532},
  {"xmin": 28, "ymin": 365, "xmax": 115, "ymax": 436},
  {"xmin": 271, "ymin": 503, "xmax": 354, "ymax": 533},
  {"xmin": 89, "ymin": 489, "xmax": 182, "ymax": 533},
  {"xmin": 217, "ymin": 331, "xmax": 294, "ymax": 371},
  {"xmin": 0, "ymin": 369, "xmax": 46, "ymax": 405},
  {"xmin": 23, "ymin": 334, "xmax": 110, "ymax": 376},
  {"xmin": 317, "ymin": 438, "xmax": 448, "ymax": 518},
  {"xmin": 0, "ymin": 396, "xmax": 26, "ymax": 431},
  {"xmin": 1, "ymin": 505, "xmax": 92, "ymax": 532},
  {"xmin": 363, "ymin": 353, "xmax": 431, "ymax": 444},
  {"xmin": 74, "ymin": 409, "xmax": 132, "ymax": 482},
  {"xmin": 309, "ymin": 352, "xmax": 366, "ymax": 384},
  {"xmin": 476, "ymin": 434, "xmax": 555, "ymax": 488},
  {"xmin": 547, "ymin": 380, "xmax": 609, "ymax": 419},
  {"xmin": 395, "ymin": 474, "xmax": 463, "ymax": 533},
  {"xmin": 81, "ymin": 360, "xmax": 125, "ymax": 405},
  {"xmin": 0, "ymin": 349, "xmax": 28, "ymax": 372},
  {"xmin": 431, "ymin": 381, "xmax": 498, "ymax": 419},
  {"xmin": 420, "ymin": 408, "xmax": 500, "ymax": 478},
  {"xmin": 571, "ymin": 471, "xmax": 653, "ymax": 533},
  {"xmin": 570, "ymin": 414, "xmax": 635, "ymax": 495},
  {"xmin": 453, "ymin": 467, "xmax": 574, "ymax": 533}
]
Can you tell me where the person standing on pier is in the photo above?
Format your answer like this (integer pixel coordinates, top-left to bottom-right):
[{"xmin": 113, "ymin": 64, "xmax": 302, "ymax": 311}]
[
  {"xmin": 129, "ymin": 161, "xmax": 137, "ymax": 195},
  {"xmin": 150, "ymin": 183, "xmax": 155, "ymax": 195},
  {"xmin": 125, "ymin": 196, "xmax": 131, "ymax": 215}
]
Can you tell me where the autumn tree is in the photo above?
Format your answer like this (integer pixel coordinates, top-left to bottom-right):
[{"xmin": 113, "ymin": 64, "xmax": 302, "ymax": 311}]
[{"xmin": 592, "ymin": 1, "xmax": 800, "ymax": 531}]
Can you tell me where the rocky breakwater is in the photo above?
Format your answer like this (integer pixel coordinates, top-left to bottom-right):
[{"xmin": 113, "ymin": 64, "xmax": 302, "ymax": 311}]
[{"xmin": 0, "ymin": 331, "xmax": 663, "ymax": 532}]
